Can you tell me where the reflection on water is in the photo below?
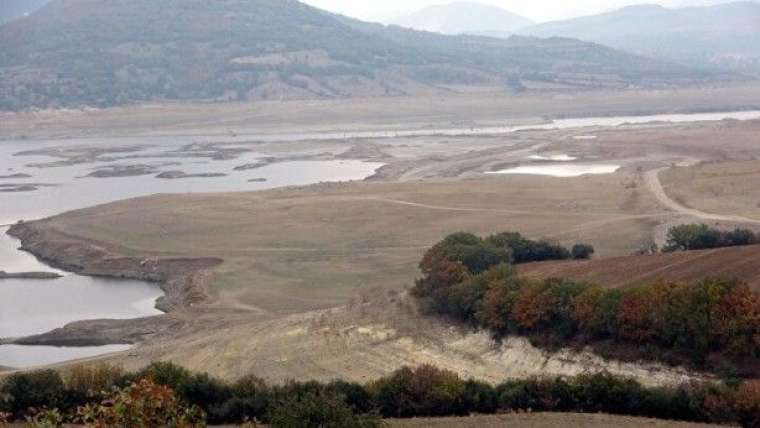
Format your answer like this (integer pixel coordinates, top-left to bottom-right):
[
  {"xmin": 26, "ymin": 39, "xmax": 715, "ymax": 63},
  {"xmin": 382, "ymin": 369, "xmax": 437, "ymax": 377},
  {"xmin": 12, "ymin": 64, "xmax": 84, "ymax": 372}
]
[
  {"xmin": 487, "ymin": 164, "xmax": 621, "ymax": 177},
  {"xmin": 527, "ymin": 154, "xmax": 578, "ymax": 161}
]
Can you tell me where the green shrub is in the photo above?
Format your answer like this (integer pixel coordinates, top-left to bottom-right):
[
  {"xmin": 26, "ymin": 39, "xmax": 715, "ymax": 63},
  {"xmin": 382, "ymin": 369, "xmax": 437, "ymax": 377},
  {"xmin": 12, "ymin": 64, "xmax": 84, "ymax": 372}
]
[
  {"xmin": 0, "ymin": 370, "xmax": 65, "ymax": 418},
  {"xmin": 571, "ymin": 243, "xmax": 595, "ymax": 259},
  {"xmin": 269, "ymin": 389, "xmax": 381, "ymax": 428},
  {"xmin": 369, "ymin": 365, "xmax": 466, "ymax": 418},
  {"xmin": 76, "ymin": 379, "xmax": 205, "ymax": 427},
  {"xmin": 663, "ymin": 224, "xmax": 757, "ymax": 252},
  {"xmin": 177, "ymin": 373, "xmax": 232, "ymax": 423},
  {"xmin": 208, "ymin": 375, "xmax": 270, "ymax": 424},
  {"xmin": 135, "ymin": 361, "xmax": 192, "ymax": 390}
]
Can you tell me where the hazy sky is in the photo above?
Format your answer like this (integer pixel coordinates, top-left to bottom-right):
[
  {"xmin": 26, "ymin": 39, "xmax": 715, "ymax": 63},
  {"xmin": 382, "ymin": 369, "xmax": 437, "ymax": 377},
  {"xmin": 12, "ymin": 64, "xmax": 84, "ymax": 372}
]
[{"xmin": 301, "ymin": 0, "xmax": 747, "ymax": 23}]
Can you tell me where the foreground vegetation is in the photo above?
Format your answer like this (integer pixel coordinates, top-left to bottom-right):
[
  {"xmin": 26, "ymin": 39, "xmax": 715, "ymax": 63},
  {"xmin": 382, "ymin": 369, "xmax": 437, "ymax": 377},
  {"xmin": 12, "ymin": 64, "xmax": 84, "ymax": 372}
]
[
  {"xmin": 1, "ymin": 363, "xmax": 759, "ymax": 427},
  {"xmin": 414, "ymin": 232, "xmax": 760, "ymax": 373}
]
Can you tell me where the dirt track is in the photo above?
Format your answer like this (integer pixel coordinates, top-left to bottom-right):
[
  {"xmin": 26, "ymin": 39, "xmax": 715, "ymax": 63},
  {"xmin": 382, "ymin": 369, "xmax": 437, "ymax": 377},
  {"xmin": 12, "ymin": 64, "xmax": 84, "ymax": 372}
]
[{"xmin": 646, "ymin": 168, "xmax": 760, "ymax": 225}]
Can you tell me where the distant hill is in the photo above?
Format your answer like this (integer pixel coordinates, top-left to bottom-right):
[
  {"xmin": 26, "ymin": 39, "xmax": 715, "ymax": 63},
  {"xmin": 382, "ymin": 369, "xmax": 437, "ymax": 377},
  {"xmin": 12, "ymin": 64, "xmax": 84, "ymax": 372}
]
[
  {"xmin": 521, "ymin": 2, "xmax": 760, "ymax": 73},
  {"xmin": 0, "ymin": 0, "xmax": 714, "ymax": 110},
  {"xmin": 0, "ymin": 0, "xmax": 50, "ymax": 24},
  {"xmin": 391, "ymin": 2, "xmax": 533, "ymax": 37}
]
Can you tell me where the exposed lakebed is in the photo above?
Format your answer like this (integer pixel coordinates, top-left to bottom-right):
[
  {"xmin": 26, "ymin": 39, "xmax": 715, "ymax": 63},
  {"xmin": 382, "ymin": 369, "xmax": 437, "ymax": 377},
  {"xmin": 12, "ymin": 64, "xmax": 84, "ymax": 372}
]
[
  {"xmin": 0, "ymin": 138, "xmax": 383, "ymax": 368},
  {"xmin": 1, "ymin": 109, "xmax": 758, "ymax": 368}
]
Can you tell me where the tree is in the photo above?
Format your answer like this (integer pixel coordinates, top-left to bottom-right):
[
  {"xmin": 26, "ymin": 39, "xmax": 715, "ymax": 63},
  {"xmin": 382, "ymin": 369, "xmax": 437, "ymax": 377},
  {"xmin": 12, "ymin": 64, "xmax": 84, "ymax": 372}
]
[{"xmin": 76, "ymin": 379, "xmax": 205, "ymax": 427}]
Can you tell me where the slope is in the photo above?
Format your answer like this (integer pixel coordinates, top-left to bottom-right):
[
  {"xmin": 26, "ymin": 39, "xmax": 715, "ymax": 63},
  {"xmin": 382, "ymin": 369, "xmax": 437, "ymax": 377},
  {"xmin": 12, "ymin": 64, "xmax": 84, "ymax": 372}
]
[
  {"xmin": 521, "ymin": 2, "xmax": 760, "ymax": 73},
  {"xmin": 0, "ymin": 0, "xmax": 710, "ymax": 110}
]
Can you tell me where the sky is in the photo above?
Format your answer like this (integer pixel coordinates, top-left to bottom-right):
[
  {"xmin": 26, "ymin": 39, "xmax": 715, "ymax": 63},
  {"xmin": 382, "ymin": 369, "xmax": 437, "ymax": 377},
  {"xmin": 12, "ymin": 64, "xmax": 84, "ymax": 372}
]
[{"xmin": 301, "ymin": 0, "xmax": 747, "ymax": 23}]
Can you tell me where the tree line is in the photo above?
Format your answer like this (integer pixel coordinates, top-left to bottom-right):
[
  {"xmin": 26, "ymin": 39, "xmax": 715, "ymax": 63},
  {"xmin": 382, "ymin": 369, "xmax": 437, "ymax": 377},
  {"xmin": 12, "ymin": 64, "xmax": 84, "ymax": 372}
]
[
  {"xmin": 414, "ymin": 232, "xmax": 760, "ymax": 373},
  {"xmin": 1, "ymin": 362, "xmax": 759, "ymax": 427},
  {"xmin": 664, "ymin": 224, "xmax": 758, "ymax": 252}
]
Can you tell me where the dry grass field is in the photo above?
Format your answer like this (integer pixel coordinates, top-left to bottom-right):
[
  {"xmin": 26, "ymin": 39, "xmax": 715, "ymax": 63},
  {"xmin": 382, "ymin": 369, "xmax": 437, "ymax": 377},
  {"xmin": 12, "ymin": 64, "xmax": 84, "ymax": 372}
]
[
  {"xmin": 36, "ymin": 172, "xmax": 663, "ymax": 316},
  {"xmin": 661, "ymin": 160, "xmax": 760, "ymax": 221}
]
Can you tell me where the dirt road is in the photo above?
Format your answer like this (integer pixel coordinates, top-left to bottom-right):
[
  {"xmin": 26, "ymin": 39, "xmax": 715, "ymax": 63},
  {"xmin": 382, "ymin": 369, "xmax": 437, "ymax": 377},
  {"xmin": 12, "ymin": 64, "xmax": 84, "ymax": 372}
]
[{"xmin": 645, "ymin": 168, "xmax": 760, "ymax": 225}]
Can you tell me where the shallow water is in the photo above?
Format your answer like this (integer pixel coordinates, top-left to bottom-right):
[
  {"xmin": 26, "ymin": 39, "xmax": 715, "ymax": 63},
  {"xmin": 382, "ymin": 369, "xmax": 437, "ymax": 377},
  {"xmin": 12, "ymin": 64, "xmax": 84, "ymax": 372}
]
[
  {"xmin": 527, "ymin": 154, "xmax": 578, "ymax": 162},
  {"xmin": 487, "ymin": 163, "xmax": 621, "ymax": 177},
  {"xmin": 195, "ymin": 109, "xmax": 760, "ymax": 141},
  {"xmin": 0, "ymin": 139, "xmax": 382, "ymax": 368},
  {"xmin": 0, "ymin": 345, "xmax": 133, "ymax": 368}
]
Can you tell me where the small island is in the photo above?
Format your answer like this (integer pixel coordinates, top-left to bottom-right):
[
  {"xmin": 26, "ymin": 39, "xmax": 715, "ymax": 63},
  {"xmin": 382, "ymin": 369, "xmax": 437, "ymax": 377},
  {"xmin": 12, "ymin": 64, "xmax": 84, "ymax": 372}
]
[
  {"xmin": 156, "ymin": 170, "xmax": 227, "ymax": 179},
  {"xmin": 0, "ymin": 270, "xmax": 63, "ymax": 280}
]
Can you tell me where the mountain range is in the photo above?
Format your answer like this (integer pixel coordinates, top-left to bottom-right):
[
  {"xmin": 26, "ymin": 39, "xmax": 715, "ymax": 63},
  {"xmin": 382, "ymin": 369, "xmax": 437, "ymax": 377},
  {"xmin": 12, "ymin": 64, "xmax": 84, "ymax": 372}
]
[
  {"xmin": 521, "ymin": 2, "xmax": 760, "ymax": 72},
  {"xmin": 0, "ymin": 0, "xmax": 712, "ymax": 110},
  {"xmin": 391, "ymin": 2, "xmax": 533, "ymax": 38}
]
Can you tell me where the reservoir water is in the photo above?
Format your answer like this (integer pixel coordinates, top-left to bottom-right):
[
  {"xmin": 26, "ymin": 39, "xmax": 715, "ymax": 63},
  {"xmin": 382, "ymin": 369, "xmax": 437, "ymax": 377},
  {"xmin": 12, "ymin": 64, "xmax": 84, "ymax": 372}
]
[
  {"xmin": 487, "ymin": 164, "xmax": 621, "ymax": 177},
  {"xmin": 1, "ymin": 109, "xmax": 758, "ymax": 368}
]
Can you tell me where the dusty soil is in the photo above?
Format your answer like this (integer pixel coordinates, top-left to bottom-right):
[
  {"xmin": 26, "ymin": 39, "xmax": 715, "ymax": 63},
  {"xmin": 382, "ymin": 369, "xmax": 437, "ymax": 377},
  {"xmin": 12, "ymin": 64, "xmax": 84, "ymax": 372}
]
[
  {"xmin": 0, "ymin": 172, "xmax": 710, "ymax": 385},
  {"xmin": 519, "ymin": 244, "xmax": 760, "ymax": 291},
  {"xmin": 661, "ymin": 160, "xmax": 760, "ymax": 221},
  {"xmin": 2, "ymin": 83, "xmax": 760, "ymax": 140},
  {"xmin": 387, "ymin": 413, "xmax": 726, "ymax": 428}
]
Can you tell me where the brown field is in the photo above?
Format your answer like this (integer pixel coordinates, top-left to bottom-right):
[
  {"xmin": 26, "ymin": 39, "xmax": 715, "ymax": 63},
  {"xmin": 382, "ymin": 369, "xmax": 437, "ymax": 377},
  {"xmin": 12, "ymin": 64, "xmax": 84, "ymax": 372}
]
[
  {"xmin": 32, "ymin": 173, "xmax": 664, "ymax": 316},
  {"xmin": 519, "ymin": 244, "xmax": 760, "ymax": 291},
  {"xmin": 387, "ymin": 413, "xmax": 724, "ymax": 428},
  {"xmin": 661, "ymin": 160, "xmax": 760, "ymax": 221}
]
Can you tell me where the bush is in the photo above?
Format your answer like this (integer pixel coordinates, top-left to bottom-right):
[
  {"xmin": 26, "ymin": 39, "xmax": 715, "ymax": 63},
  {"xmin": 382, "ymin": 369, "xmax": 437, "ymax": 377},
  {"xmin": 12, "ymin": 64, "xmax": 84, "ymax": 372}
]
[
  {"xmin": 571, "ymin": 243, "xmax": 595, "ymax": 259},
  {"xmin": 268, "ymin": 389, "xmax": 381, "ymax": 428},
  {"xmin": 734, "ymin": 380, "xmax": 760, "ymax": 428},
  {"xmin": 462, "ymin": 380, "xmax": 498, "ymax": 414},
  {"xmin": 63, "ymin": 363, "xmax": 126, "ymax": 409},
  {"xmin": 0, "ymin": 370, "xmax": 65, "ymax": 418},
  {"xmin": 76, "ymin": 379, "xmax": 205, "ymax": 427},
  {"xmin": 177, "ymin": 373, "xmax": 231, "ymax": 423},
  {"xmin": 664, "ymin": 224, "xmax": 757, "ymax": 252},
  {"xmin": 369, "ymin": 365, "xmax": 467, "ymax": 418},
  {"xmin": 208, "ymin": 375, "xmax": 270, "ymax": 424},
  {"xmin": 134, "ymin": 361, "xmax": 193, "ymax": 390}
]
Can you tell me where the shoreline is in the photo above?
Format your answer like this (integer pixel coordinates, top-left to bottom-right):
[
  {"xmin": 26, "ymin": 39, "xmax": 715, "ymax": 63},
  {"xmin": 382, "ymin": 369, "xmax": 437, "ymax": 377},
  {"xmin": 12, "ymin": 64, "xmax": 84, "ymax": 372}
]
[{"xmin": 3, "ymin": 222, "xmax": 222, "ymax": 347}]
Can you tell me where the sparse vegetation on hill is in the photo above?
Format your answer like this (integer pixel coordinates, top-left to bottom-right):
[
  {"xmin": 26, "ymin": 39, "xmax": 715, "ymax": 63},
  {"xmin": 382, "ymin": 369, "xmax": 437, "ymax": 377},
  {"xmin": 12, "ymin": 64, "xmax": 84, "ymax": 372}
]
[
  {"xmin": 0, "ymin": 0, "xmax": 711, "ymax": 110},
  {"xmin": 414, "ymin": 232, "xmax": 760, "ymax": 373},
  {"xmin": 2, "ymin": 363, "xmax": 759, "ymax": 427}
]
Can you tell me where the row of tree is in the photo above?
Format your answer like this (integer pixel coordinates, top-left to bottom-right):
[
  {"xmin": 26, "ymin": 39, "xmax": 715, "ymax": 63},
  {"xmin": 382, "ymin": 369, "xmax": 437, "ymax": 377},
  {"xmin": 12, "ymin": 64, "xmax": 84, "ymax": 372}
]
[
  {"xmin": 414, "ymin": 233, "xmax": 760, "ymax": 370},
  {"xmin": 1, "ymin": 363, "xmax": 759, "ymax": 427},
  {"xmin": 664, "ymin": 224, "xmax": 758, "ymax": 252}
]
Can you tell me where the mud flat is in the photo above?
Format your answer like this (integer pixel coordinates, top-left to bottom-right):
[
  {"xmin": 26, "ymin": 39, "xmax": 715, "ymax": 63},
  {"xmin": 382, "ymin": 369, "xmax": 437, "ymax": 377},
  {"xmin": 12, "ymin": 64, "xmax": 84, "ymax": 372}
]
[
  {"xmin": 0, "ymin": 271, "xmax": 62, "ymax": 279},
  {"xmin": 156, "ymin": 171, "xmax": 227, "ymax": 179}
]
